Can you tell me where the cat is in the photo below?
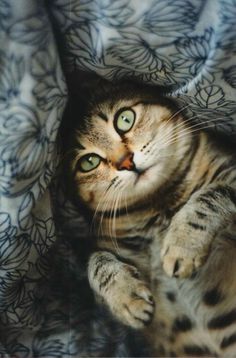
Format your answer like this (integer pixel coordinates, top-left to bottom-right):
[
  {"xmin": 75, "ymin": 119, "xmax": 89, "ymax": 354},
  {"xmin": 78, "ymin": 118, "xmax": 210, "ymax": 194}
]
[{"xmin": 62, "ymin": 73, "xmax": 236, "ymax": 357}]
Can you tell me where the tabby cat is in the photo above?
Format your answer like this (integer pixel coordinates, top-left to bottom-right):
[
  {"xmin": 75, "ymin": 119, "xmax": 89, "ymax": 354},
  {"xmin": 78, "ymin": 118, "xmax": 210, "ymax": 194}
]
[{"xmin": 62, "ymin": 73, "xmax": 236, "ymax": 357}]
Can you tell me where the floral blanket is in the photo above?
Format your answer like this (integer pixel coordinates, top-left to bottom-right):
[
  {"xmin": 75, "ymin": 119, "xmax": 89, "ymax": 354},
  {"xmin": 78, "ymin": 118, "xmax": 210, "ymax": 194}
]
[{"xmin": 0, "ymin": 0, "xmax": 236, "ymax": 356}]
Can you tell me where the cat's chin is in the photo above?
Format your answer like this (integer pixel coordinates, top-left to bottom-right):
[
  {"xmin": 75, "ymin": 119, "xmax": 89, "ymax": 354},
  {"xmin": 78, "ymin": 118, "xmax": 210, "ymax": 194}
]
[
  {"xmin": 130, "ymin": 164, "xmax": 171, "ymax": 203},
  {"xmin": 133, "ymin": 171, "xmax": 152, "ymax": 190},
  {"xmin": 133, "ymin": 165, "xmax": 160, "ymax": 185},
  {"xmin": 129, "ymin": 166, "xmax": 163, "ymax": 197},
  {"xmin": 133, "ymin": 170, "xmax": 149, "ymax": 186}
]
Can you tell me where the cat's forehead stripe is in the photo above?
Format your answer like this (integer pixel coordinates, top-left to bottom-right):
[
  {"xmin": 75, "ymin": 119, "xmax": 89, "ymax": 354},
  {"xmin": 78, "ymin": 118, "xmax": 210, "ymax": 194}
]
[
  {"xmin": 97, "ymin": 112, "xmax": 108, "ymax": 122},
  {"xmin": 73, "ymin": 138, "xmax": 85, "ymax": 151},
  {"xmin": 97, "ymin": 99, "xmax": 141, "ymax": 115}
]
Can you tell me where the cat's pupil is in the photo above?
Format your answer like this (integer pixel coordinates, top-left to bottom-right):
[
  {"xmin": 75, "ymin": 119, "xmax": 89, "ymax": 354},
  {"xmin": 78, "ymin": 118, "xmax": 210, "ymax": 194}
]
[
  {"xmin": 122, "ymin": 116, "xmax": 130, "ymax": 123},
  {"xmin": 87, "ymin": 157, "xmax": 95, "ymax": 167}
]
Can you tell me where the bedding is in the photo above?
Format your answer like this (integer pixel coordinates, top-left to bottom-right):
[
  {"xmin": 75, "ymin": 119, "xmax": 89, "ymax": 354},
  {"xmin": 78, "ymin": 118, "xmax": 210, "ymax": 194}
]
[{"xmin": 0, "ymin": 0, "xmax": 236, "ymax": 356}]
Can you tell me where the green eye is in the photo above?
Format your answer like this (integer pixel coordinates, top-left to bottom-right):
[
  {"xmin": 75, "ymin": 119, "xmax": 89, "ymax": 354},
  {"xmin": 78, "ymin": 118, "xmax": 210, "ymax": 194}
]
[
  {"xmin": 78, "ymin": 154, "xmax": 101, "ymax": 172},
  {"xmin": 115, "ymin": 109, "xmax": 135, "ymax": 133}
]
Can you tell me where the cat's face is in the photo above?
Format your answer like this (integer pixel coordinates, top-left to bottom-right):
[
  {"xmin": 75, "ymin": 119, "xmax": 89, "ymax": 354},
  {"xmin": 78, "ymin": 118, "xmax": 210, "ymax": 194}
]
[{"xmin": 67, "ymin": 91, "xmax": 186, "ymax": 213}]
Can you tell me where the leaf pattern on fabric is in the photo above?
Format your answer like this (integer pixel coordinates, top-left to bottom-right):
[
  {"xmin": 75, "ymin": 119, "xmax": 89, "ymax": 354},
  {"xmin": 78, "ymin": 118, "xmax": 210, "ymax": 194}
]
[
  {"xmin": 0, "ymin": 234, "xmax": 31, "ymax": 271},
  {"xmin": 142, "ymin": 0, "xmax": 200, "ymax": 37},
  {"xmin": 0, "ymin": 0, "xmax": 236, "ymax": 355},
  {"xmin": 0, "ymin": 0, "xmax": 11, "ymax": 30},
  {"xmin": 66, "ymin": 23, "xmax": 105, "ymax": 70},
  {"xmin": 94, "ymin": 0, "xmax": 133, "ymax": 27},
  {"xmin": 0, "ymin": 51, "xmax": 25, "ymax": 109},
  {"xmin": 0, "ymin": 162, "xmax": 13, "ymax": 196},
  {"xmin": 172, "ymin": 29, "xmax": 216, "ymax": 77},
  {"xmin": 50, "ymin": 0, "xmax": 97, "ymax": 28},
  {"xmin": 0, "ymin": 270, "xmax": 27, "ymax": 313},
  {"xmin": 0, "ymin": 105, "xmax": 49, "ymax": 183},
  {"xmin": 223, "ymin": 65, "xmax": 236, "ymax": 88},
  {"xmin": 0, "ymin": 327, "xmax": 30, "ymax": 358},
  {"xmin": 31, "ymin": 49, "xmax": 67, "ymax": 112},
  {"xmin": 107, "ymin": 32, "xmax": 173, "ymax": 73},
  {"xmin": 0, "ymin": 213, "xmax": 17, "ymax": 242},
  {"xmin": 218, "ymin": 0, "xmax": 236, "ymax": 54},
  {"xmin": 8, "ymin": 11, "xmax": 51, "ymax": 48}
]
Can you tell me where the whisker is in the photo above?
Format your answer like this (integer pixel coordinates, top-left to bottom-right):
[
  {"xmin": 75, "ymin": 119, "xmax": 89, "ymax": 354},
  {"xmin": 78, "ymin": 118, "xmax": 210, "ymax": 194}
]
[
  {"xmin": 160, "ymin": 120, "xmax": 225, "ymax": 150},
  {"xmin": 91, "ymin": 183, "xmax": 114, "ymax": 232},
  {"xmin": 91, "ymin": 175, "xmax": 122, "ymax": 234},
  {"xmin": 105, "ymin": 176, "xmax": 119, "ymax": 193},
  {"xmin": 112, "ymin": 189, "xmax": 122, "ymax": 252},
  {"xmin": 165, "ymin": 103, "xmax": 191, "ymax": 123},
  {"xmin": 157, "ymin": 112, "xmax": 224, "ymax": 151},
  {"xmin": 107, "ymin": 180, "xmax": 124, "ymax": 240},
  {"xmin": 158, "ymin": 117, "xmax": 225, "ymax": 151},
  {"xmin": 108, "ymin": 185, "xmax": 124, "ymax": 253},
  {"xmin": 95, "ymin": 184, "xmax": 117, "ymax": 237},
  {"xmin": 155, "ymin": 103, "xmax": 192, "ymax": 138},
  {"xmin": 124, "ymin": 186, "xmax": 130, "ymax": 219},
  {"xmin": 117, "ymin": 182, "xmax": 131, "ymax": 231},
  {"xmin": 100, "ymin": 187, "xmax": 116, "ymax": 237},
  {"xmin": 158, "ymin": 115, "xmax": 220, "ymax": 149},
  {"xmin": 109, "ymin": 185, "xmax": 120, "ymax": 239}
]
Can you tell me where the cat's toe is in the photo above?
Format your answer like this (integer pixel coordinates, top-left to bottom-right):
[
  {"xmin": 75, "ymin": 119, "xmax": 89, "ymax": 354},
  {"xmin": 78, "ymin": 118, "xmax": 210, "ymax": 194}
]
[
  {"xmin": 103, "ymin": 263, "xmax": 155, "ymax": 329},
  {"xmin": 162, "ymin": 254, "xmax": 194, "ymax": 278},
  {"xmin": 161, "ymin": 245, "xmax": 206, "ymax": 278},
  {"xmin": 112, "ymin": 279, "xmax": 154, "ymax": 329},
  {"xmin": 123, "ymin": 286, "xmax": 155, "ymax": 329}
]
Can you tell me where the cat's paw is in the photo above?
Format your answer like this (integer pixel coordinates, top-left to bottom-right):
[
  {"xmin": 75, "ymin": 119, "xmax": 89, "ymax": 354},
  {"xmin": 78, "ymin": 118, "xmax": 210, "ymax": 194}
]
[
  {"xmin": 161, "ymin": 244, "xmax": 207, "ymax": 278},
  {"xmin": 109, "ymin": 265, "xmax": 155, "ymax": 329}
]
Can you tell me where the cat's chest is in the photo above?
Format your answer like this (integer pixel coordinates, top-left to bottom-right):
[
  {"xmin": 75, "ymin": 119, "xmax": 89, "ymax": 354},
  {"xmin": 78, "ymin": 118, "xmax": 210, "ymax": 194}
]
[{"xmin": 99, "ymin": 206, "xmax": 170, "ymax": 240}]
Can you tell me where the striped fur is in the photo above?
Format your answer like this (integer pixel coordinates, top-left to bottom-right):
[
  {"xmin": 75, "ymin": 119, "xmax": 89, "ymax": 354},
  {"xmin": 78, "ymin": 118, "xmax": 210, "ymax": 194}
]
[{"xmin": 63, "ymin": 78, "xmax": 236, "ymax": 356}]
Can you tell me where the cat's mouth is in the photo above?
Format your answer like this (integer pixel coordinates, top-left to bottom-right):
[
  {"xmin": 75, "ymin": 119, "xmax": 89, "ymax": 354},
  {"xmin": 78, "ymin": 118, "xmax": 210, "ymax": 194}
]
[
  {"xmin": 133, "ymin": 166, "xmax": 149, "ymax": 185},
  {"xmin": 133, "ymin": 167, "xmax": 145, "ymax": 176},
  {"xmin": 132, "ymin": 163, "xmax": 158, "ymax": 186}
]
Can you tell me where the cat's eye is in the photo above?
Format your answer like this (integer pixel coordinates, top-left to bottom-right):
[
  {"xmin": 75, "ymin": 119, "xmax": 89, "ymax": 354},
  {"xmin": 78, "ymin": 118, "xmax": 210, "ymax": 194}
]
[
  {"xmin": 77, "ymin": 154, "xmax": 101, "ymax": 172},
  {"xmin": 114, "ymin": 109, "xmax": 135, "ymax": 134}
]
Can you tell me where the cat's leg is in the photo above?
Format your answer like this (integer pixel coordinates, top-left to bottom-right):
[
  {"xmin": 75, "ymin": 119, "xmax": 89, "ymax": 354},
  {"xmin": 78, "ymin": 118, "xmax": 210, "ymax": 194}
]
[
  {"xmin": 161, "ymin": 184, "xmax": 236, "ymax": 278},
  {"xmin": 88, "ymin": 250, "xmax": 154, "ymax": 329}
]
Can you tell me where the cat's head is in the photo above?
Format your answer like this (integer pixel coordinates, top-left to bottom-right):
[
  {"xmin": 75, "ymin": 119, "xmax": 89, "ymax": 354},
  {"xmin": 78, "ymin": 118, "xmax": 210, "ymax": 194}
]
[{"xmin": 62, "ymin": 73, "xmax": 187, "ymax": 214}]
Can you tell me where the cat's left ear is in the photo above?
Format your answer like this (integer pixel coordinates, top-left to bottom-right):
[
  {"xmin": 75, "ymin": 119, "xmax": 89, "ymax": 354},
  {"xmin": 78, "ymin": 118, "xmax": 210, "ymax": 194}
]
[
  {"xmin": 65, "ymin": 70, "xmax": 111, "ymax": 102},
  {"xmin": 60, "ymin": 71, "xmax": 111, "ymax": 150}
]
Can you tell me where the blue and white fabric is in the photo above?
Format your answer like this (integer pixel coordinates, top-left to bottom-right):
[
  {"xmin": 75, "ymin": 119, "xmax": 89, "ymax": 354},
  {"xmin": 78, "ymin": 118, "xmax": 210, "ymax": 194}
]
[{"xmin": 0, "ymin": 0, "xmax": 236, "ymax": 355}]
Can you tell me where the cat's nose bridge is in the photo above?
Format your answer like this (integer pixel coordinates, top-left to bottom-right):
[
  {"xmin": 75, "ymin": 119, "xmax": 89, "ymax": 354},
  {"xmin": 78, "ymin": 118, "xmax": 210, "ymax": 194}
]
[{"xmin": 116, "ymin": 152, "xmax": 135, "ymax": 171}]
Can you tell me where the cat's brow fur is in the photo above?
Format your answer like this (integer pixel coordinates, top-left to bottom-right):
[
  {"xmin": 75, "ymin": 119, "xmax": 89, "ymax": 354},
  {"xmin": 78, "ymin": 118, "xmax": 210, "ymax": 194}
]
[{"xmin": 62, "ymin": 73, "xmax": 236, "ymax": 357}]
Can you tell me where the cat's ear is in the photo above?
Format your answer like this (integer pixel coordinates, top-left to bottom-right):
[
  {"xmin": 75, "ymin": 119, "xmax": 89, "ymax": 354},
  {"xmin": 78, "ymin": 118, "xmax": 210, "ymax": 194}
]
[
  {"xmin": 60, "ymin": 71, "xmax": 109, "ymax": 150},
  {"xmin": 65, "ymin": 70, "xmax": 111, "ymax": 102}
]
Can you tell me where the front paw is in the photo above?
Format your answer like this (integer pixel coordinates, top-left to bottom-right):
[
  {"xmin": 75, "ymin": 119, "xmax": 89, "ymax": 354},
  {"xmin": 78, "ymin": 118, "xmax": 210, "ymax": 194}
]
[
  {"xmin": 161, "ymin": 244, "xmax": 207, "ymax": 278},
  {"xmin": 109, "ymin": 265, "xmax": 155, "ymax": 329}
]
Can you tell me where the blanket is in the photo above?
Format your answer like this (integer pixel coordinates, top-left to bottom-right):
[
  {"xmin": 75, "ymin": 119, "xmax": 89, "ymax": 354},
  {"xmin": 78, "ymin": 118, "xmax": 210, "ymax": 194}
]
[{"xmin": 0, "ymin": 0, "xmax": 236, "ymax": 356}]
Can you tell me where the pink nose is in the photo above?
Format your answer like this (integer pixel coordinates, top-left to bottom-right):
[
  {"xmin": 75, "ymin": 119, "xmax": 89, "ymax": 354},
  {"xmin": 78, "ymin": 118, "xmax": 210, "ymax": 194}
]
[{"xmin": 117, "ymin": 153, "xmax": 135, "ymax": 171}]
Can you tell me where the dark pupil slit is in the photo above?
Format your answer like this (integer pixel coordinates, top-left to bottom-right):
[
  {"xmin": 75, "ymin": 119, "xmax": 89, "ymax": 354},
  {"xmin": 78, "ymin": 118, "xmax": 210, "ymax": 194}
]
[{"xmin": 122, "ymin": 116, "xmax": 129, "ymax": 122}]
